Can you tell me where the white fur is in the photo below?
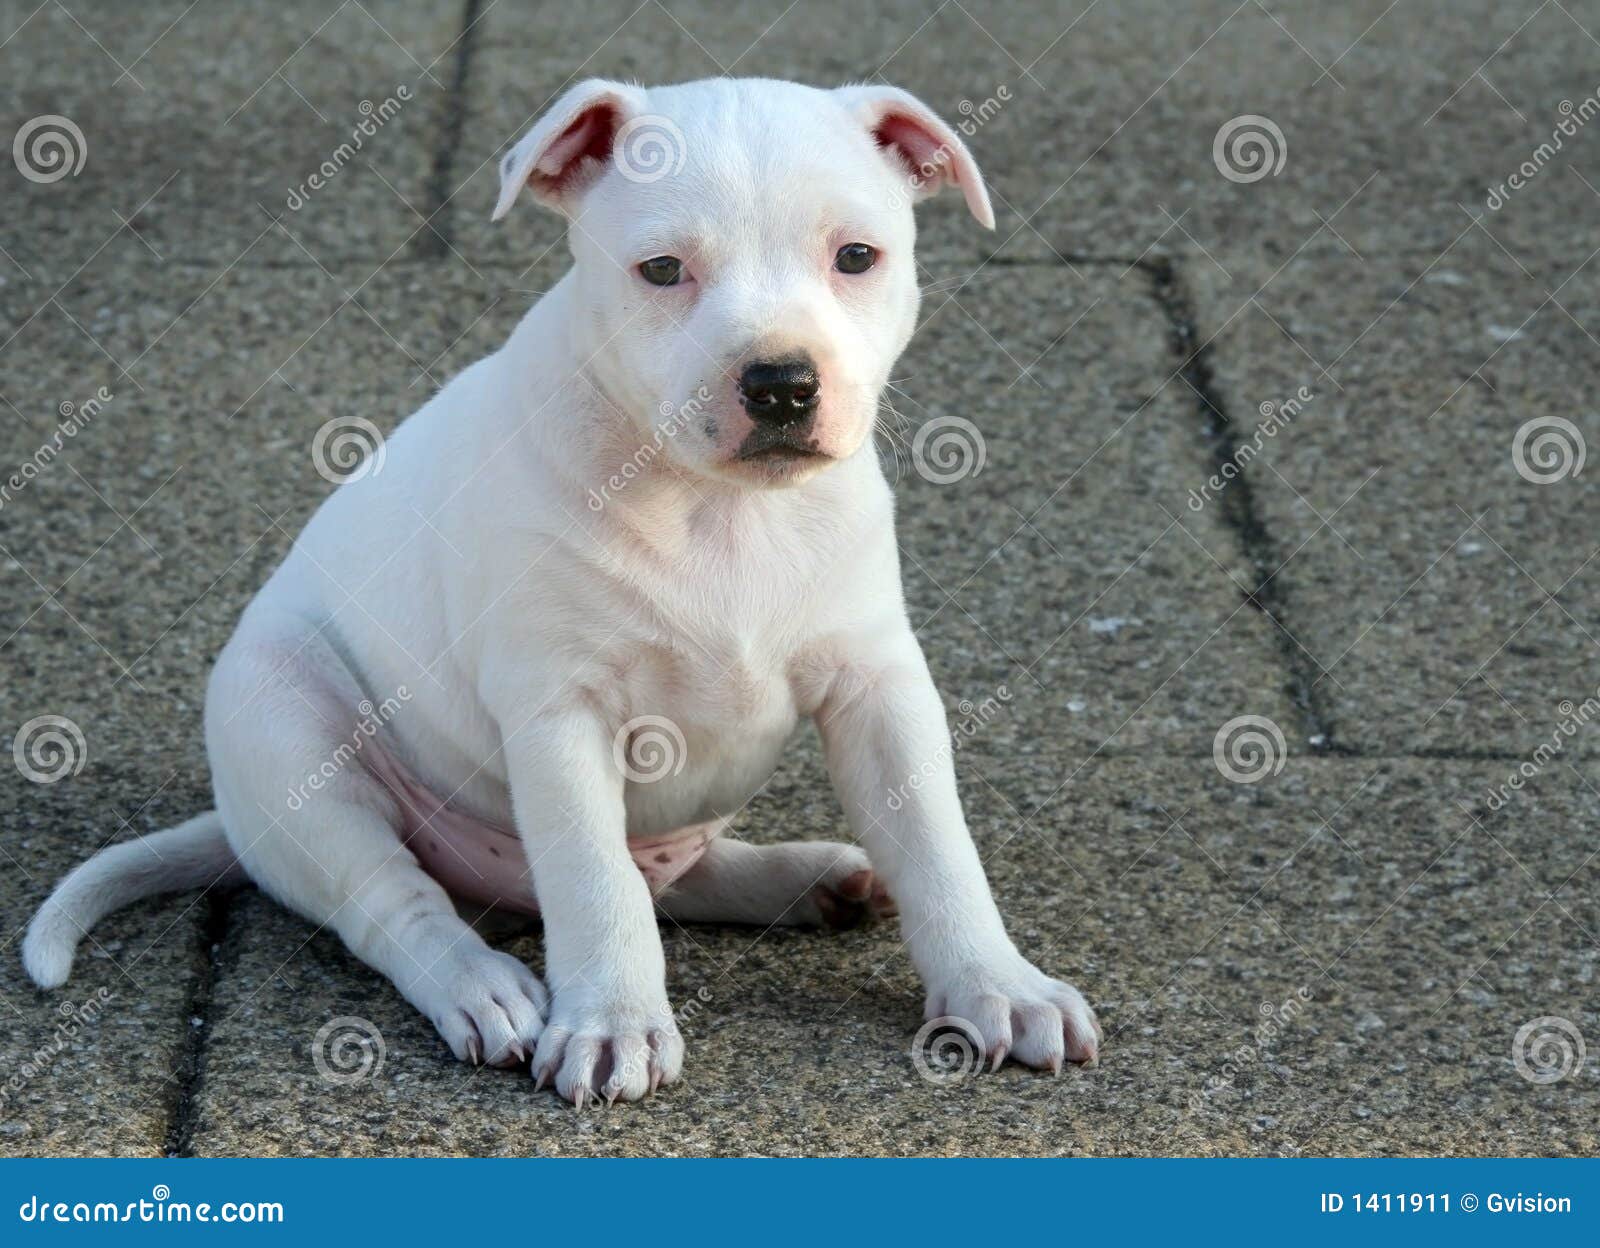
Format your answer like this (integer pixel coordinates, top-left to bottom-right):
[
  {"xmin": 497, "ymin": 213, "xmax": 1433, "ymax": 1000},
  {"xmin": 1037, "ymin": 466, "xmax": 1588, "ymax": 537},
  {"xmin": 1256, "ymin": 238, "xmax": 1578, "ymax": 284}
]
[{"xmin": 25, "ymin": 77, "xmax": 1097, "ymax": 1105}]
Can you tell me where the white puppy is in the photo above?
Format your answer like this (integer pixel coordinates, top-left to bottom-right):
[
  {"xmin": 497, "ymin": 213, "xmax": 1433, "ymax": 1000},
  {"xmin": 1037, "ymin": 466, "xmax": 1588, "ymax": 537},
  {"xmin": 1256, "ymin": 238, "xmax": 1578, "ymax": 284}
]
[{"xmin": 25, "ymin": 77, "xmax": 1099, "ymax": 1105}]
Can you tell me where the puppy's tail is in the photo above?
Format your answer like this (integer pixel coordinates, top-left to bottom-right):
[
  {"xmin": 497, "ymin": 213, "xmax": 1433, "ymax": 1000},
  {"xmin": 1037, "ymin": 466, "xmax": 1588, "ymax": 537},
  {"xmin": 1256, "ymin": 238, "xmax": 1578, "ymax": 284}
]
[{"xmin": 23, "ymin": 810, "xmax": 244, "ymax": 989}]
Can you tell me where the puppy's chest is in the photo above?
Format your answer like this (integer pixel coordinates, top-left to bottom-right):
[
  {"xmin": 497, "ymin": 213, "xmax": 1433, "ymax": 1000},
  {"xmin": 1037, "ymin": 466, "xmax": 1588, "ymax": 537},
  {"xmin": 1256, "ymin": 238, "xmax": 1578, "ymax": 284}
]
[
  {"xmin": 622, "ymin": 636, "xmax": 801, "ymax": 741},
  {"xmin": 611, "ymin": 537, "xmax": 829, "ymax": 731},
  {"xmin": 592, "ymin": 515, "xmax": 860, "ymax": 827},
  {"xmin": 611, "ymin": 634, "xmax": 809, "ymax": 831}
]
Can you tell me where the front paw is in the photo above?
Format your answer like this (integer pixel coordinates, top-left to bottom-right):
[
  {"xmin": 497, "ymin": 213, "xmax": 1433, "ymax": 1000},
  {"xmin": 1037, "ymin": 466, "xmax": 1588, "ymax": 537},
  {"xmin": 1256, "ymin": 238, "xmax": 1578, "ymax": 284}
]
[
  {"xmin": 924, "ymin": 959, "xmax": 1100, "ymax": 1073},
  {"xmin": 419, "ymin": 946, "xmax": 548, "ymax": 1068},
  {"xmin": 532, "ymin": 989, "xmax": 684, "ymax": 1108}
]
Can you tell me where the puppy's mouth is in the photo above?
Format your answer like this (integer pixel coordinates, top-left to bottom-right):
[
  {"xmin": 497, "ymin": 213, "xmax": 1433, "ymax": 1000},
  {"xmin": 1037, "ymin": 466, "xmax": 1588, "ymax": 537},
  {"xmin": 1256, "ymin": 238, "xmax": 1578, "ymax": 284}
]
[{"xmin": 734, "ymin": 428, "xmax": 829, "ymax": 464}]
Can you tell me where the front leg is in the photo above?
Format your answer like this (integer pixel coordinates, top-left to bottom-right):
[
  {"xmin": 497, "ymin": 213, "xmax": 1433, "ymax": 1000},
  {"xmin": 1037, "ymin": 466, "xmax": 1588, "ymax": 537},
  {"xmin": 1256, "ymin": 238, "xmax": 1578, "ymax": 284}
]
[
  {"xmin": 503, "ymin": 709, "xmax": 683, "ymax": 1106},
  {"xmin": 817, "ymin": 639, "xmax": 1100, "ymax": 1072}
]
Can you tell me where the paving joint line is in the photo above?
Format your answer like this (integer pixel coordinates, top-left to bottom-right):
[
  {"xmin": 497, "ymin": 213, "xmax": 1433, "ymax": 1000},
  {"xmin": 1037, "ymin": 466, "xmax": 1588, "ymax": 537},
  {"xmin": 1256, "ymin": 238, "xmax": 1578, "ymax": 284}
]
[
  {"xmin": 979, "ymin": 250, "xmax": 1147, "ymax": 269},
  {"xmin": 159, "ymin": 888, "xmax": 233, "ymax": 1157},
  {"xmin": 1140, "ymin": 253, "xmax": 1345, "ymax": 756},
  {"xmin": 414, "ymin": 0, "xmax": 486, "ymax": 260}
]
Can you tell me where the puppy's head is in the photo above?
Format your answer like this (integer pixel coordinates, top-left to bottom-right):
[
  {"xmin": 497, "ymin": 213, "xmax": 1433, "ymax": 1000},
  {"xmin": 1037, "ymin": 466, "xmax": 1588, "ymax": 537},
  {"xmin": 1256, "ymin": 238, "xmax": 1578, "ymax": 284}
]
[{"xmin": 493, "ymin": 77, "xmax": 992, "ymax": 487}]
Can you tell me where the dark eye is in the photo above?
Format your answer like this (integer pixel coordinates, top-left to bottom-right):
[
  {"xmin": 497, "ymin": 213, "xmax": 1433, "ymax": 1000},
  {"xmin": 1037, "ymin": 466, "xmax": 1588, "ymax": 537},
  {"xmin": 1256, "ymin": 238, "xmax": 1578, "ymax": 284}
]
[
  {"xmin": 834, "ymin": 243, "xmax": 877, "ymax": 274},
  {"xmin": 638, "ymin": 256, "xmax": 684, "ymax": 286}
]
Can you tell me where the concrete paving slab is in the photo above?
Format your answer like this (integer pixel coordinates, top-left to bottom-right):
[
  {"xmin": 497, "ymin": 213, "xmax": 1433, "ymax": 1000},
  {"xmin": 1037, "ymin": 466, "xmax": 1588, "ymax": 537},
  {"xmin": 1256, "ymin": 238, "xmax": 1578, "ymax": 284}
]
[
  {"xmin": 1, "ymin": 0, "xmax": 466, "ymax": 270},
  {"xmin": 1, "ymin": 247, "xmax": 1305, "ymax": 1153},
  {"xmin": 3, "ymin": 251, "xmax": 1295, "ymax": 773},
  {"xmin": 0, "ymin": 774, "xmax": 215, "ymax": 1156},
  {"xmin": 918, "ymin": 0, "xmax": 1600, "ymax": 270},
  {"xmin": 12, "ymin": 1, "xmax": 1595, "ymax": 276},
  {"xmin": 456, "ymin": 1, "xmax": 1600, "ymax": 269},
  {"xmin": 0, "ymin": 248, "xmax": 556, "ymax": 783},
  {"xmin": 998, "ymin": 0, "xmax": 1600, "ymax": 263},
  {"xmin": 4, "ymin": 0, "xmax": 1593, "ymax": 1162},
  {"xmin": 1188, "ymin": 238, "xmax": 1600, "ymax": 760},
  {"xmin": 887, "ymin": 261, "xmax": 1298, "ymax": 757},
  {"xmin": 183, "ymin": 757, "xmax": 1599, "ymax": 1156}
]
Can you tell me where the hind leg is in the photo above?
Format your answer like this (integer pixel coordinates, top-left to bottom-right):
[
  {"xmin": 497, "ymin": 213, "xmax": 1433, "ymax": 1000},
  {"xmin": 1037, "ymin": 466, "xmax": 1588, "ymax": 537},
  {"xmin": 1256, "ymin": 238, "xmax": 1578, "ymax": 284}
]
[
  {"xmin": 657, "ymin": 837, "xmax": 896, "ymax": 929},
  {"xmin": 238, "ymin": 797, "xmax": 547, "ymax": 1067},
  {"xmin": 206, "ymin": 625, "xmax": 546, "ymax": 1067}
]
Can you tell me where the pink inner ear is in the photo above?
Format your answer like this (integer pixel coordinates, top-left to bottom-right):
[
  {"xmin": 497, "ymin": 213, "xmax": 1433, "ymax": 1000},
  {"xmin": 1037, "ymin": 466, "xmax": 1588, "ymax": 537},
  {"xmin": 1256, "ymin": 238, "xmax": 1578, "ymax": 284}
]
[
  {"xmin": 532, "ymin": 102, "xmax": 623, "ymax": 196},
  {"xmin": 872, "ymin": 111, "xmax": 955, "ymax": 189}
]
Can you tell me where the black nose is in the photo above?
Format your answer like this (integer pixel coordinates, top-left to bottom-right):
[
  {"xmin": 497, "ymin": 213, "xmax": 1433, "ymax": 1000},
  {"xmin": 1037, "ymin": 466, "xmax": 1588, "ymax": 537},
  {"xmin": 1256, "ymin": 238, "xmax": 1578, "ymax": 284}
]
[{"xmin": 738, "ymin": 359, "xmax": 819, "ymax": 426}]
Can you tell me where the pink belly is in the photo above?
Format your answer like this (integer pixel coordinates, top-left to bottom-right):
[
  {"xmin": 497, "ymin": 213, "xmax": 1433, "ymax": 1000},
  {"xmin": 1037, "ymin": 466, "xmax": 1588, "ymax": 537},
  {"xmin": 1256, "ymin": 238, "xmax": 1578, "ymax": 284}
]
[{"xmin": 362, "ymin": 741, "xmax": 716, "ymax": 916}]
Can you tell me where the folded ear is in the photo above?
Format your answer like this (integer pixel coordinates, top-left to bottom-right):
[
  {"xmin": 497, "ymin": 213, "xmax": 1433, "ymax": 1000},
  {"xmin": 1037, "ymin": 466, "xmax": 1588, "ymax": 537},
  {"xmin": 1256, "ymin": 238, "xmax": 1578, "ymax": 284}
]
[
  {"xmin": 492, "ymin": 78, "xmax": 648, "ymax": 220},
  {"xmin": 832, "ymin": 84, "xmax": 995, "ymax": 229}
]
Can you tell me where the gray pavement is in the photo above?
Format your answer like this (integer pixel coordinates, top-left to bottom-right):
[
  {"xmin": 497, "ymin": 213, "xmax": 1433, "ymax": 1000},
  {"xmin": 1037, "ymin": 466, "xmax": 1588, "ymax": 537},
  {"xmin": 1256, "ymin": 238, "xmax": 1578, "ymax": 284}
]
[{"xmin": 2, "ymin": 0, "xmax": 1598, "ymax": 1156}]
